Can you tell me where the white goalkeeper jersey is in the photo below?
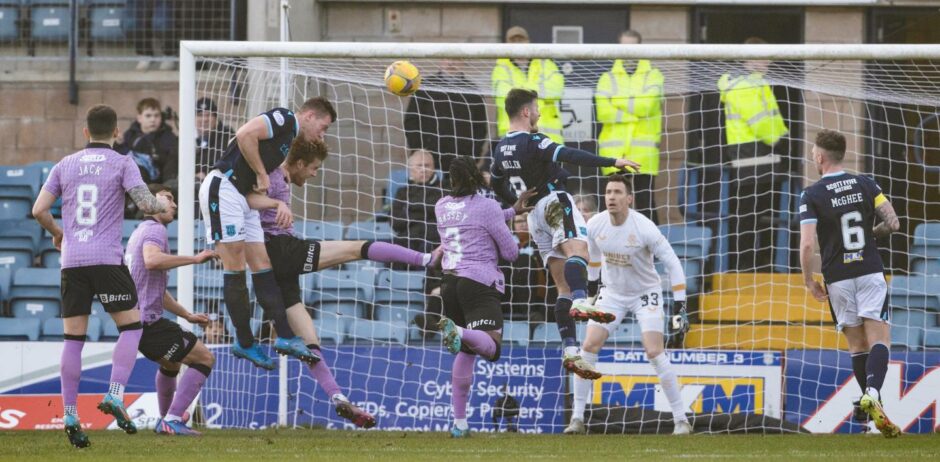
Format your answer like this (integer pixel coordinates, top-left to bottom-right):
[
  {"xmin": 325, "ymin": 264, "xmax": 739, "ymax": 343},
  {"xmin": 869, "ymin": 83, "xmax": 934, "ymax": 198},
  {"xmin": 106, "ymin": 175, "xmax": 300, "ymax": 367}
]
[{"xmin": 586, "ymin": 210, "xmax": 685, "ymax": 299}]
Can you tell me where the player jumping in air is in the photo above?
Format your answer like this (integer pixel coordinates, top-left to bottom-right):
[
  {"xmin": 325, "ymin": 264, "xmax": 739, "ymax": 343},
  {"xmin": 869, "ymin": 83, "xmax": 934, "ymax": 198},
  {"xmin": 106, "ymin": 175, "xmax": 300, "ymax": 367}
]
[
  {"xmin": 247, "ymin": 137, "xmax": 461, "ymax": 428},
  {"xmin": 435, "ymin": 157, "xmax": 534, "ymax": 438},
  {"xmin": 490, "ymin": 88, "xmax": 640, "ymax": 379},
  {"xmin": 563, "ymin": 175, "xmax": 691, "ymax": 435},
  {"xmin": 125, "ymin": 185, "xmax": 217, "ymax": 435},
  {"xmin": 198, "ymin": 97, "xmax": 337, "ymax": 369},
  {"xmin": 32, "ymin": 105, "xmax": 166, "ymax": 448},
  {"xmin": 799, "ymin": 129, "xmax": 901, "ymax": 438}
]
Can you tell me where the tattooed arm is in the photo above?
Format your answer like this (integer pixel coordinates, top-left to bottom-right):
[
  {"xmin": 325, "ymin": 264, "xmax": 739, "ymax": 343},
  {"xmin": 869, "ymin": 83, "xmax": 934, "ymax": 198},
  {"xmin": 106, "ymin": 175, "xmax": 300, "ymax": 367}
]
[
  {"xmin": 128, "ymin": 185, "xmax": 166, "ymax": 215},
  {"xmin": 873, "ymin": 200, "xmax": 900, "ymax": 239}
]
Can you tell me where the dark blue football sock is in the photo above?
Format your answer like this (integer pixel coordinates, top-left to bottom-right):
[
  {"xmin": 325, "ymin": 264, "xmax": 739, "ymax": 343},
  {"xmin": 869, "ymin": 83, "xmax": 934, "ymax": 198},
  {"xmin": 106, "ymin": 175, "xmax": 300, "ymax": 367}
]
[
  {"xmin": 252, "ymin": 270, "xmax": 295, "ymax": 339},
  {"xmin": 223, "ymin": 271, "xmax": 255, "ymax": 348},
  {"xmin": 851, "ymin": 352, "xmax": 869, "ymax": 391},
  {"xmin": 554, "ymin": 296, "xmax": 577, "ymax": 347},
  {"xmin": 564, "ymin": 256, "xmax": 589, "ymax": 300},
  {"xmin": 866, "ymin": 343, "xmax": 890, "ymax": 398}
]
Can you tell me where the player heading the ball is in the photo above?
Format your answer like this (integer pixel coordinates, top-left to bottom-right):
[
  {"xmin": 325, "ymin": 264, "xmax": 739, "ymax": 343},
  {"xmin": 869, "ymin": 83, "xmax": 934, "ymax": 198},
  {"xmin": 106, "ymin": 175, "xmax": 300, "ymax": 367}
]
[
  {"xmin": 490, "ymin": 88, "xmax": 640, "ymax": 380},
  {"xmin": 198, "ymin": 97, "xmax": 336, "ymax": 370}
]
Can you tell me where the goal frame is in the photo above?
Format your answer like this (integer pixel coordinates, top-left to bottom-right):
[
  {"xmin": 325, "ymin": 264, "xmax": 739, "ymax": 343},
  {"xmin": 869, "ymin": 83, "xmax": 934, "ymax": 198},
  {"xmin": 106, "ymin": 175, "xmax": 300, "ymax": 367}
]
[{"xmin": 176, "ymin": 41, "xmax": 940, "ymax": 428}]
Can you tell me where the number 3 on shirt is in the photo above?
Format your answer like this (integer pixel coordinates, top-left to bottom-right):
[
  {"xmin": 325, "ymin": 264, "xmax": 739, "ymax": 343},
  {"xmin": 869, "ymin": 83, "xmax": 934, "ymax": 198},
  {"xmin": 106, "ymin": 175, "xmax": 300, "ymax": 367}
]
[
  {"xmin": 444, "ymin": 227, "xmax": 463, "ymax": 268},
  {"xmin": 76, "ymin": 184, "xmax": 98, "ymax": 226}
]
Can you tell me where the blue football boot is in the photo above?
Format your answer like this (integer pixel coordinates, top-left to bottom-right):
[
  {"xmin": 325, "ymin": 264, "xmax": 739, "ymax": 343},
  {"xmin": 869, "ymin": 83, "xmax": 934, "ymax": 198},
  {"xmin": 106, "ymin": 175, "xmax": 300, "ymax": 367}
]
[
  {"xmin": 450, "ymin": 425, "xmax": 470, "ymax": 438},
  {"xmin": 155, "ymin": 418, "xmax": 201, "ymax": 436},
  {"xmin": 232, "ymin": 342, "xmax": 277, "ymax": 370},
  {"xmin": 437, "ymin": 317, "xmax": 461, "ymax": 355},
  {"xmin": 97, "ymin": 394, "xmax": 137, "ymax": 434},
  {"xmin": 273, "ymin": 337, "xmax": 321, "ymax": 364}
]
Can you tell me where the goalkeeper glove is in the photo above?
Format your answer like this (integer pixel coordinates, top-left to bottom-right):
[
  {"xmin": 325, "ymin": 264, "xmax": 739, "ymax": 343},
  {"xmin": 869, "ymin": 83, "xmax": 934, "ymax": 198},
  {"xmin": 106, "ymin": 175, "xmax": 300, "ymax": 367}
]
[{"xmin": 667, "ymin": 301, "xmax": 690, "ymax": 349}]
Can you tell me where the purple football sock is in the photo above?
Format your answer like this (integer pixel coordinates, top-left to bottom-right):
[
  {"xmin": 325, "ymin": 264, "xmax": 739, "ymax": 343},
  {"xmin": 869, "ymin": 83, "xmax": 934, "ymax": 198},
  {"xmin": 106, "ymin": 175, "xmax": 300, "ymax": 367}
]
[
  {"xmin": 110, "ymin": 326, "xmax": 142, "ymax": 388},
  {"xmin": 461, "ymin": 329, "xmax": 498, "ymax": 360},
  {"xmin": 155, "ymin": 368, "xmax": 178, "ymax": 417},
  {"xmin": 365, "ymin": 242, "xmax": 425, "ymax": 267},
  {"xmin": 451, "ymin": 352, "xmax": 475, "ymax": 420},
  {"xmin": 167, "ymin": 367, "xmax": 209, "ymax": 419},
  {"xmin": 306, "ymin": 346, "xmax": 342, "ymax": 398},
  {"xmin": 61, "ymin": 339, "xmax": 84, "ymax": 411}
]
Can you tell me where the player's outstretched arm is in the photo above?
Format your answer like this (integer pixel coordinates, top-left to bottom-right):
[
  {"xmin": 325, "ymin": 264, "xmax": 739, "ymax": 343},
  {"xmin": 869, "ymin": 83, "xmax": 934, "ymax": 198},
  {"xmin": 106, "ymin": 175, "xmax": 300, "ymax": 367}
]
[
  {"xmin": 873, "ymin": 200, "xmax": 900, "ymax": 239},
  {"xmin": 32, "ymin": 190, "xmax": 62, "ymax": 248},
  {"xmin": 236, "ymin": 115, "xmax": 274, "ymax": 192},
  {"xmin": 128, "ymin": 185, "xmax": 165, "ymax": 215},
  {"xmin": 161, "ymin": 291, "xmax": 210, "ymax": 326},
  {"xmin": 246, "ymin": 192, "xmax": 293, "ymax": 229},
  {"xmin": 553, "ymin": 146, "xmax": 641, "ymax": 172},
  {"xmin": 143, "ymin": 243, "xmax": 216, "ymax": 271},
  {"xmin": 799, "ymin": 223, "xmax": 827, "ymax": 302}
]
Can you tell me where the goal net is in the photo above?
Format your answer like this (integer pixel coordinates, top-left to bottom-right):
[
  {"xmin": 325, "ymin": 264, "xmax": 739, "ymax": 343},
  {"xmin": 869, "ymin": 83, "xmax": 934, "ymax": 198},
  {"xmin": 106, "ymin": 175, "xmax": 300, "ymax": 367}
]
[{"xmin": 177, "ymin": 43, "xmax": 940, "ymax": 434}]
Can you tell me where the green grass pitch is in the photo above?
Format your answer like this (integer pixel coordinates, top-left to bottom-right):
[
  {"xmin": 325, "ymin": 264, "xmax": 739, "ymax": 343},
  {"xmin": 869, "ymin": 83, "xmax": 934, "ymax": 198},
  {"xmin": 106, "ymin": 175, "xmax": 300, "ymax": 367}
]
[{"xmin": 2, "ymin": 429, "xmax": 939, "ymax": 461}]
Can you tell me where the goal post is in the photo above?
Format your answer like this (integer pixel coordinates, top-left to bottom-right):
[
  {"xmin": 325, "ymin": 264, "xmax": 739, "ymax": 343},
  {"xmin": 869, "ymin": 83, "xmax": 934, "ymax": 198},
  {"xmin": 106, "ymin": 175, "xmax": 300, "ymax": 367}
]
[{"xmin": 177, "ymin": 41, "xmax": 940, "ymax": 433}]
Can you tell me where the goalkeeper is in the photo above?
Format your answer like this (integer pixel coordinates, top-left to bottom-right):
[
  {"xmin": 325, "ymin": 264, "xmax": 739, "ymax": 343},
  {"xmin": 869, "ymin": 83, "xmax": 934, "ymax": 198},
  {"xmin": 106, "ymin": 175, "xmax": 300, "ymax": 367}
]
[
  {"xmin": 247, "ymin": 137, "xmax": 442, "ymax": 428},
  {"xmin": 564, "ymin": 174, "xmax": 692, "ymax": 436}
]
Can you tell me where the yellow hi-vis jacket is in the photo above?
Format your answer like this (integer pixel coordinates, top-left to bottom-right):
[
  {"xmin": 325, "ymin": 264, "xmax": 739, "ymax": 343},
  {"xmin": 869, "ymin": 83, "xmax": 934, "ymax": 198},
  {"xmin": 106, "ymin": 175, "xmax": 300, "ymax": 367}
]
[
  {"xmin": 718, "ymin": 72, "xmax": 788, "ymax": 146},
  {"xmin": 594, "ymin": 59, "xmax": 663, "ymax": 176},
  {"xmin": 492, "ymin": 58, "xmax": 565, "ymax": 144}
]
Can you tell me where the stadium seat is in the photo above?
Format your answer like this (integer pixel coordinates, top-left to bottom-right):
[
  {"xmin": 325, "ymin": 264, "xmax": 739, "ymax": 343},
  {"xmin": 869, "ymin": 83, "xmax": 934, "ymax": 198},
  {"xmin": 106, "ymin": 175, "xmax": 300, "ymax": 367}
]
[
  {"xmin": 316, "ymin": 312, "xmax": 350, "ymax": 344},
  {"xmin": 43, "ymin": 316, "xmax": 101, "ymax": 341},
  {"xmin": 502, "ymin": 321, "xmax": 530, "ymax": 347},
  {"xmin": 0, "ymin": 219, "xmax": 42, "ymax": 250},
  {"xmin": 193, "ymin": 269, "xmax": 224, "ymax": 303},
  {"xmin": 372, "ymin": 303, "xmax": 419, "ymax": 324},
  {"xmin": 166, "ymin": 220, "xmax": 178, "ymax": 252},
  {"xmin": 0, "ymin": 244, "xmax": 33, "ymax": 273},
  {"xmin": 911, "ymin": 257, "xmax": 940, "ymax": 275},
  {"xmin": 121, "ymin": 219, "xmax": 142, "ymax": 247},
  {"xmin": 0, "ymin": 1, "xmax": 21, "ymax": 42},
  {"xmin": 530, "ymin": 323, "xmax": 561, "ymax": 344},
  {"xmin": 912, "ymin": 222, "xmax": 940, "ymax": 258},
  {"xmin": 85, "ymin": 0, "xmax": 125, "ymax": 42},
  {"xmin": 296, "ymin": 220, "xmax": 344, "ymax": 241},
  {"xmin": 349, "ymin": 319, "xmax": 407, "ymax": 344},
  {"xmin": 373, "ymin": 269, "xmax": 425, "ymax": 304},
  {"xmin": 167, "ymin": 268, "xmax": 177, "ymax": 298},
  {"xmin": 32, "ymin": 161, "xmax": 60, "ymax": 217},
  {"xmin": 10, "ymin": 267, "xmax": 61, "ymax": 321},
  {"xmin": 923, "ymin": 328, "xmax": 940, "ymax": 349},
  {"xmin": 316, "ymin": 301, "xmax": 363, "ymax": 318},
  {"xmin": 888, "ymin": 275, "xmax": 940, "ymax": 312},
  {"xmin": 345, "ymin": 220, "xmax": 394, "ymax": 241},
  {"xmin": 0, "ymin": 266, "xmax": 12, "ymax": 304},
  {"xmin": 0, "ymin": 317, "xmax": 41, "ymax": 341},
  {"xmin": 27, "ymin": 0, "xmax": 70, "ymax": 54},
  {"xmin": 655, "ymin": 258, "xmax": 703, "ymax": 295},
  {"xmin": 0, "ymin": 199, "xmax": 31, "ymax": 221},
  {"xmin": 891, "ymin": 309, "xmax": 927, "ymax": 351},
  {"xmin": 385, "ymin": 168, "xmax": 410, "ymax": 207},
  {"xmin": 0, "ymin": 164, "xmax": 42, "ymax": 201},
  {"xmin": 659, "ymin": 225, "xmax": 713, "ymax": 259},
  {"xmin": 39, "ymin": 248, "xmax": 60, "ymax": 268},
  {"xmin": 312, "ymin": 268, "xmax": 375, "ymax": 304}
]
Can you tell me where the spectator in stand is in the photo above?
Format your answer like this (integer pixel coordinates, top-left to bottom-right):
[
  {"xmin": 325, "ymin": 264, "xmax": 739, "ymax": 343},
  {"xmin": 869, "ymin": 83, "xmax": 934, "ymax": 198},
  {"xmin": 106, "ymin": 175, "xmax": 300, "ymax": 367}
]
[
  {"xmin": 404, "ymin": 59, "xmax": 489, "ymax": 174},
  {"xmin": 195, "ymin": 97, "xmax": 235, "ymax": 182},
  {"xmin": 124, "ymin": 0, "xmax": 177, "ymax": 71},
  {"xmin": 117, "ymin": 97, "xmax": 179, "ymax": 191},
  {"xmin": 392, "ymin": 149, "xmax": 447, "ymax": 339},
  {"xmin": 574, "ymin": 194, "xmax": 598, "ymax": 222}
]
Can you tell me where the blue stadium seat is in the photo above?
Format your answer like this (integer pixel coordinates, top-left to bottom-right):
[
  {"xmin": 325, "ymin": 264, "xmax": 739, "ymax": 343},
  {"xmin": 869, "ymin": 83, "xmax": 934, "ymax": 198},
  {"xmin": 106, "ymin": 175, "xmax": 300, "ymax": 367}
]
[
  {"xmin": 502, "ymin": 321, "xmax": 530, "ymax": 347},
  {"xmin": 349, "ymin": 319, "xmax": 407, "ymax": 344},
  {"xmin": 316, "ymin": 312, "xmax": 350, "ymax": 344},
  {"xmin": 659, "ymin": 225, "xmax": 713, "ymax": 259},
  {"xmin": 39, "ymin": 248, "xmax": 60, "ymax": 268},
  {"xmin": 531, "ymin": 322, "xmax": 562, "ymax": 344},
  {"xmin": 0, "ymin": 164, "xmax": 42, "ymax": 200},
  {"xmin": 655, "ymin": 258, "xmax": 703, "ymax": 295},
  {"xmin": 345, "ymin": 220, "xmax": 394, "ymax": 241},
  {"xmin": 28, "ymin": 1, "xmax": 70, "ymax": 43},
  {"xmin": 911, "ymin": 258, "xmax": 940, "ymax": 276},
  {"xmin": 888, "ymin": 275, "xmax": 940, "ymax": 312},
  {"xmin": 0, "ymin": 1, "xmax": 21, "ymax": 42},
  {"xmin": 924, "ymin": 328, "xmax": 940, "ymax": 349},
  {"xmin": 0, "ymin": 199, "xmax": 31, "ymax": 221},
  {"xmin": 0, "ymin": 266, "xmax": 12, "ymax": 304},
  {"xmin": 296, "ymin": 220, "xmax": 344, "ymax": 241},
  {"xmin": 0, "ymin": 244, "xmax": 33, "ymax": 273},
  {"xmin": 891, "ymin": 309, "xmax": 927, "ymax": 351},
  {"xmin": 10, "ymin": 267, "xmax": 61, "ymax": 321},
  {"xmin": 385, "ymin": 168, "xmax": 409, "ymax": 207},
  {"xmin": 373, "ymin": 269, "xmax": 425, "ymax": 304},
  {"xmin": 166, "ymin": 220, "xmax": 178, "ymax": 252},
  {"xmin": 85, "ymin": 0, "xmax": 124, "ymax": 41},
  {"xmin": 316, "ymin": 301, "xmax": 363, "ymax": 318},
  {"xmin": 43, "ymin": 316, "xmax": 101, "ymax": 341},
  {"xmin": 166, "ymin": 268, "xmax": 177, "ymax": 298},
  {"xmin": 372, "ymin": 303, "xmax": 419, "ymax": 324},
  {"xmin": 193, "ymin": 269, "xmax": 224, "ymax": 303},
  {"xmin": 0, "ymin": 219, "xmax": 42, "ymax": 250},
  {"xmin": 912, "ymin": 222, "xmax": 940, "ymax": 258},
  {"xmin": 312, "ymin": 268, "xmax": 375, "ymax": 304},
  {"xmin": 33, "ymin": 161, "xmax": 60, "ymax": 218},
  {"xmin": 0, "ymin": 317, "xmax": 41, "ymax": 341},
  {"xmin": 121, "ymin": 219, "xmax": 142, "ymax": 247}
]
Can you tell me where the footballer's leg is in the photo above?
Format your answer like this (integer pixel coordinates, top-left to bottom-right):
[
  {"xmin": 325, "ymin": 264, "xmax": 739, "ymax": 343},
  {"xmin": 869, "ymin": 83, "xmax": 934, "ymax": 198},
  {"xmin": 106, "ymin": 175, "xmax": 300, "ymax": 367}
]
[
  {"xmin": 216, "ymin": 240, "xmax": 276, "ymax": 369},
  {"xmin": 317, "ymin": 240, "xmax": 437, "ymax": 271},
  {"xmin": 156, "ymin": 340, "xmax": 214, "ymax": 436},
  {"xmin": 245, "ymin": 240, "xmax": 319, "ymax": 365},
  {"xmin": 859, "ymin": 318, "xmax": 899, "ymax": 438},
  {"xmin": 641, "ymin": 331, "xmax": 690, "ymax": 435},
  {"xmin": 154, "ymin": 361, "xmax": 180, "ymax": 419},
  {"xmin": 61, "ymin": 315, "xmax": 91, "ymax": 448},
  {"xmin": 97, "ymin": 265, "xmax": 144, "ymax": 436},
  {"xmin": 548, "ymin": 257, "xmax": 600, "ymax": 380},
  {"xmin": 567, "ymin": 323, "xmax": 609, "ymax": 435},
  {"xmin": 842, "ymin": 325, "xmax": 874, "ymax": 431}
]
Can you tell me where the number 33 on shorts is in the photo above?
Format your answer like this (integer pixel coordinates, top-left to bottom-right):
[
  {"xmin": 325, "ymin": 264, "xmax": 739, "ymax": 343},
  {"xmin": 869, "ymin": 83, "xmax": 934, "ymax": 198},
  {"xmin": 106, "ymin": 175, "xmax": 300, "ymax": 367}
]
[{"xmin": 640, "ymin": 292, "xmax": 659, "ymax": 310}]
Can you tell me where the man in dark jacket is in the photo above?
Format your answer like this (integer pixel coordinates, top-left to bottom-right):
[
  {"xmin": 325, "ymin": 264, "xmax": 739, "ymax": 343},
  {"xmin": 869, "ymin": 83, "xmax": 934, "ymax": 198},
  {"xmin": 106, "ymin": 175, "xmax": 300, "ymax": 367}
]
[
  {"xmin": 117, "ymin": 97, "xmax": 179, "ymax": 188},
  {"xmin": 404, "ymin": 60, "xmax": 488, "ymax": 174},
  {"xmin": 194, "ymin": 97, "xmax": 235, "ymax": 181}
]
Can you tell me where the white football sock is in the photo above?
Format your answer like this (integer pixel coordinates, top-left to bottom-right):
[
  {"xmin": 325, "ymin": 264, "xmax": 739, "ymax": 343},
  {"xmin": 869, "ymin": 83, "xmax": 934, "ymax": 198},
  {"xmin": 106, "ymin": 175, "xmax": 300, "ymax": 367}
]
[
  {"xmin": 164, "ymin": 413, "xmax": 182, "ymax": 422},
  {"xmin": 564, "ymin": 345, "xmax": 579, "ymax": 357},
  {"xmin": 650, "ymin": 353, "xmax": 687, "ymax": 423},
  {"xmin": 454, "ymin": 418, "xmax": 468, "ymax": 430},
  {"xmin": 108, "ymin": 382, "xmax": 125, "ymax": 401},
  {"xmin": 572, "ymin": 351, "xmax": 598, "ymax": 422}
]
